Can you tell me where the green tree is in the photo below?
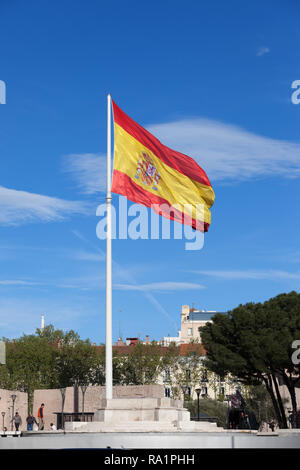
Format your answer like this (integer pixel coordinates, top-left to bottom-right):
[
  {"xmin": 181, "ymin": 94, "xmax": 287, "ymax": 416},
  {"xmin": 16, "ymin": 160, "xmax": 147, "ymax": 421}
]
[
  {"xmin": 199, "ymin": 292, "xmax": 300, "ymax": 428},
  {"xmin": 115, "ymin": 342, "xmax": 164, "ymax": 385},
  {"xmin": 160, "ymin": 342, "xmax": 206, "ymax": 400},
  {"xmin": 36, "ymin": 324, "xmax": 81, "ymax": 345},
  {"xmin": 186, "ymin": 398, "xmax": 228, "ymax": 427},
  {"xmin": 0, "ymin": 334, "xmax": 57, "ymax": 411},
  {"xmin": 53, "ymin": 339, "xmax": 101, "ymax": 388},
  {"xmin": 36, "ymin": 324, "xmax": 103, "ymax": 388},
  {"xmin": 0, "ymin": 326, "xmax": 103, "ymax": 412},
  {"xmin": 168, "ymin": 353, "xmax": 204, "ymax": 400},
  {"xmin": 243, "ymin": 384, "xmax": 284, "ymax": 427},
  {"xmin": 262, "ymin": 292, "xmax": 300, "ymax": 419}
]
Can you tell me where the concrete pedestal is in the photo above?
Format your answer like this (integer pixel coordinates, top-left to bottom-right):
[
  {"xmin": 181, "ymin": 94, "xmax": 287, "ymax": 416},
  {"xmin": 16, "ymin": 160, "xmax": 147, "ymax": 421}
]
[
  {"xmin": 94, "ymin": 397, "xmax": 189, "ymax": 423},
  {"xmin": 64, "ymin": 397, "xmax": 223, "ymax": 433}
]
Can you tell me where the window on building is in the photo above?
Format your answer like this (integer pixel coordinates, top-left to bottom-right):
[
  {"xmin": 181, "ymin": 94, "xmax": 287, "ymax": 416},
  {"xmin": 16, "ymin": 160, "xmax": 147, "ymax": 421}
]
[
  {"xmin": 201, "ymin": 386, "xmax": 208, "ymax": 396},
  {"xmin": 201, "ymin": 370, "xmax": 208, "ymax": 382},
  {"xmin": 165, "ymin": 387, "xmax": 171, "ymax": 398},
  {"xmin": 188, "ymin": 328, "xmax": 193, "ymax": 336},
  {"xmin": 164, "ymin": 369, "xmax": 171, "ymax": 382}
]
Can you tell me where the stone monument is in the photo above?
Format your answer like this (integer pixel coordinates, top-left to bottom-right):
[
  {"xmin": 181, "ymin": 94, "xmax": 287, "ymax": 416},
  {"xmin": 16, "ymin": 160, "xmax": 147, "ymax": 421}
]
[{"xmin": 65, "ymin": 397, "xmax": 223, "ymax": 432}]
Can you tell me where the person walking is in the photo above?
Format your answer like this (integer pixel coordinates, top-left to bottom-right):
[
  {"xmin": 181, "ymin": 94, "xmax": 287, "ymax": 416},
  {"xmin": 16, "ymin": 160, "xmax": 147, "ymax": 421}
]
[
  {"xmin": 11, "ymin": 412, "xmax": 22, "ymax": 431},
  {"xmin": 26, "ymin": 413, "xmax": 38, "ymax": 431},
  {"xmin": 289, "ymin": 411, "xmax": 297, "ymax": 429},
  {"xmin": 37, "ymin": 403, "xmax": 45, "ymax": 430}
]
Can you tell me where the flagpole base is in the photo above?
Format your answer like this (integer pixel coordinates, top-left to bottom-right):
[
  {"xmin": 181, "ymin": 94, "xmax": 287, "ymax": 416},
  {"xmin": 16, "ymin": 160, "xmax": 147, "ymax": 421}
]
[{"xmin": 64, "ymin": 397, "xmax": 223, "ymax": 432}]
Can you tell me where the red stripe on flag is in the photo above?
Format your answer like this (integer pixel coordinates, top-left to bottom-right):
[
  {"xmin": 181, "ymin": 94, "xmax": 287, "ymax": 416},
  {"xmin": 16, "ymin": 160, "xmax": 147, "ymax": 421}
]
[
  {"xmin": 111, "ymin": 169, "xmax": 210, "ymax": 232},
  {"xmin": 112, "ymin": 100, "xmax": 212, "ymax": 189}
]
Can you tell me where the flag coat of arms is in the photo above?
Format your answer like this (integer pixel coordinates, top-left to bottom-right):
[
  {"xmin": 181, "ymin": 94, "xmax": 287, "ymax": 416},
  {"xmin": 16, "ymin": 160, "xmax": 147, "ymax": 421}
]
[{"xmin": 111, "ymin": 100, "xmax": 215, "ymax": 232}]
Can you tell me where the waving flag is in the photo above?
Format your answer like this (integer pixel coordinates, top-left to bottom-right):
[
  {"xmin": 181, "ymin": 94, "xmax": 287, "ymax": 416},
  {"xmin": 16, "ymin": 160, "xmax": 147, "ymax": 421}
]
[{"xmin": 111, "ymin": 100, "xmax": 215, "ymax": 232}]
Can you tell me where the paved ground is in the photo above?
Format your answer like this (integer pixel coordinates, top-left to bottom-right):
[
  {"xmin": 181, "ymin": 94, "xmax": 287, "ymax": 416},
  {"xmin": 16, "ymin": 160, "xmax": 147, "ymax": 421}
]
[{"xmin": 0, "ymin": 430, "xmax": 300, "ymax": 449}]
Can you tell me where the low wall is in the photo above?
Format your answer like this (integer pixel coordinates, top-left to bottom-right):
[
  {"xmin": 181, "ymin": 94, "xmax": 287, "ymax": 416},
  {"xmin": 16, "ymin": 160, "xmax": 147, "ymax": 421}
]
[
  {"xmin": 0, "ymin": 389, "xmax": 28, "ymax": 431},
  {"xmin": 33, "ymin": 385, "xmax": 165, "ymax": 431}
]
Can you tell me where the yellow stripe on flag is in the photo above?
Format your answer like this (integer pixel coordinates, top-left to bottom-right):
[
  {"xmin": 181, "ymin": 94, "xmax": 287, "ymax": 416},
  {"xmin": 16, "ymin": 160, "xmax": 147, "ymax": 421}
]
[{"xmin": 113, "ymin": 123, "xmax": 214, "ymax": 224}]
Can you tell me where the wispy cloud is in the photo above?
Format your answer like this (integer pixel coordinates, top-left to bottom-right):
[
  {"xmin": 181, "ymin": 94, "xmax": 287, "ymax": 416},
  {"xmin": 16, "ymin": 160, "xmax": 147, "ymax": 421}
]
[
  {"xmin": 256, "ymin": 46, "xmax": 270, "ymax": 57},
  {"xmin": 0, "ymin": 280, "xmax": 40, "ymax": 286},
  {"xmin": 71, "ymin": 250, "xmax": 105, "ymax": 262},
  {"xmin": 70, "ymin": 229, "xmax": 180, "ymax": 332},
  {"xmin": 147, "ymin": 119, "xmax": 300, "ymax": 182},
  {"xmin": 65, "ymin": 117, "xmax": 300, "ymax": 190},
  {"xmin": 0, "ymin": 186, "xmax": 90, "ymax": 226},
  {"xmin": 114, "ymin": 281, "xmax": 205, "ymax": 292},
  {"xmin": 192, "ymin": 269, "xmax": 300, "ymax": 281},
  {"xmin": 57, "ymin": 275, "xmax": 105, "ymax": 291},
  {"xmin": 62, "ymin": 153, "xmax": 107, "ymax": 194}
]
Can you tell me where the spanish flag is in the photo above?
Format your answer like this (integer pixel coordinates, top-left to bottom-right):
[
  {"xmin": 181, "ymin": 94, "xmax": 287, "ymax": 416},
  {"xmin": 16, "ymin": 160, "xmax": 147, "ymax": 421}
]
[{"xmin": 111, "ymin": 100, "xmax": 215, "ymax": 232}]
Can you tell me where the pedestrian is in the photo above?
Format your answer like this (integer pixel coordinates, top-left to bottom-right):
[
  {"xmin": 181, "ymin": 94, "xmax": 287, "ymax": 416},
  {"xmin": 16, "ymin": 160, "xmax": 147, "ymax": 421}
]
[
  {"xmin": 288, "ymin": 411, "xmax": 297, "ymax": 429},
  {"xmin": 26, "ymin": 413, "xmax": 38, "ymax": 431},
  {"xmin": 269, "ymin": 420, "xmax": 275, "ymax": 432},
  {"xmin": 37, "ymin": 403, "xmax": 45, "ymax": 430},
  {"xmin": 11, "ymin": 412, "xmax": 22, "ymax": 431}
]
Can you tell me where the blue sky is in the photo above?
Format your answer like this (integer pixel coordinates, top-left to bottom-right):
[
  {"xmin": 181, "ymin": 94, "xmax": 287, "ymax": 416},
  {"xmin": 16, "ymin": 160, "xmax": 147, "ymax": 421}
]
[{"xmin": 0, "ymin": 0, "xmax": 299, "ymax": 343}]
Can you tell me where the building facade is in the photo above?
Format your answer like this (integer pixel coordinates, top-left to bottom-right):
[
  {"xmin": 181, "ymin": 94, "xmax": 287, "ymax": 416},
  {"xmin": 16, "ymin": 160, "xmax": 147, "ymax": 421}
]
[
  {"xmin": 180, "ymin": 304, "xmax": 220, "ymax": 343},
  {"xmin": 161, "ymin": 304, "xmax": 223, "ymax": 345},
  {"xmin": 158, "ymin": 305, "xmax": 242, "ymax": 402}
]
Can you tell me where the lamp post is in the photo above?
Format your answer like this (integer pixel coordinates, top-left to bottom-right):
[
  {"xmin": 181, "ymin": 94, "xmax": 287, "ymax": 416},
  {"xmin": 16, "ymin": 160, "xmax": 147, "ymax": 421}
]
[
  {"xmin": 257, "ymin": 400, "xmax": 261, "ymax": 424},
  {"xmin": 80, "ymin": 385, "xmax": 88, "ymax": 422},
  {"xmin": 1, "ymin": 411, "xmax": 5, "ymax": 431},
  {"xmin": 225, "ymin": 394, "xmax": 231, "ymax": 429},
  {"xmin": 60, "ymin": 388, "xmax": 66, "ymax": 430},
  {"xmin": 265, "ymin": 401, "xmax": 268, "ymax": 428},
  {"xmin": 195, "ymin": 388, "xmax": 201, "ymax": 421},
  {"xmin": 10, "ymin": 394, "xmax": 16, "ymax": 431}
]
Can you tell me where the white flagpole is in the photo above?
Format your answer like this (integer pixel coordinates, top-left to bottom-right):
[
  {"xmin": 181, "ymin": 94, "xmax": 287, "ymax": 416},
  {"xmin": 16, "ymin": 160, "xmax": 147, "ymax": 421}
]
[{"xmin": 106, "ymin": 93, "xmax": 113, "ymax": 399}]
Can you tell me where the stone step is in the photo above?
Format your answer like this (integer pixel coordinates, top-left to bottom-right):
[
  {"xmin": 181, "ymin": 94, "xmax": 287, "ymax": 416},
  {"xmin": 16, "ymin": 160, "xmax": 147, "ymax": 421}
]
[
  {"xmin": 176, "ymin": 420, "xmax": 224, "ymax": 432},
  {"xmin": 65, "ymin": 420, "xmax": 224, "ymax": 433},
  {"xmin": 66, "ymin": 421, "xmax": 179, "ymax": 433}
]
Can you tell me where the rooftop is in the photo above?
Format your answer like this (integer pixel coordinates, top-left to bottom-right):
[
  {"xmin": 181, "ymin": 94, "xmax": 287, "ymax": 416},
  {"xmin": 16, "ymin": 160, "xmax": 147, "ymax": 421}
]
[{"xmin": 96, "ymin": 343, "xmax": 205, "ymax": 357}]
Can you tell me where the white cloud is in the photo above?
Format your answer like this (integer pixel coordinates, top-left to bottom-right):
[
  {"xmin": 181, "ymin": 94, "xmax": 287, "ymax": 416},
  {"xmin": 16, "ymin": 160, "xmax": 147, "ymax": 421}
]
[
  {"xmin": 63, "ymin": 118, "xmax": 300, "ymax": 188},
  {"xmin": 0, "ymin": 280, "xmax": 40, "ymax": 286},
  {"xmin": 192, "ymin": 269, "xmax": 300, "ymax": 281},
  {"xmin": 256, "ymin": 46, "xmax": 270, "ymax": 57},
  {"xmin": 113, "ymin": 280, "xmax": 204, "ymax": 332},
  {"xmin": 57, "ymin": 274, "xmax": 105, "ymax": 291},
  {"xmin": 0, "ymin": 185, "xmax": 89, "ymax": 226},
  {"xmin": 62, "ymin": 153, "xmax": 107, "ymax": 194},
  {"xmin": 146, "ymin": 119, "xmax": 300, "ymax": 182},
  {"xmin": 72, "ymin": 250, "xmax": 105, "ymax": 262},
  {"xmin": 114, "ymin": 281, "xmax": 205, "ymax": 292}
]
